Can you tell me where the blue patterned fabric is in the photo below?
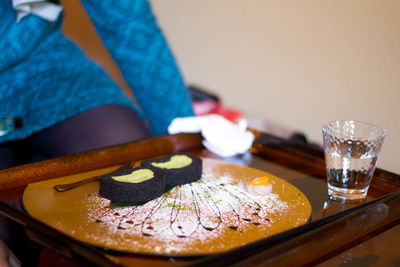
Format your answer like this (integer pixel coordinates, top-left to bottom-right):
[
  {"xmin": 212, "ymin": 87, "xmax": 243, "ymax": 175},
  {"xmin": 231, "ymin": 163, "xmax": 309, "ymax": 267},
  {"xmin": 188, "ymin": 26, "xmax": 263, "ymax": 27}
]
[{"xmin": 0, "ymin": 0, "xmax": 194, "ymax": 143}]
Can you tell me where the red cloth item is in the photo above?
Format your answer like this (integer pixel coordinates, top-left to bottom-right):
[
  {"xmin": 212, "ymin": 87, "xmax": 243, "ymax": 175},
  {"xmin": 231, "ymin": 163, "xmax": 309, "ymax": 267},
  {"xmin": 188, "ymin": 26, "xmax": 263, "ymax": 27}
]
[{"xmin": 193, "ymin": 100, "xmax": 242, "ymax": 122}]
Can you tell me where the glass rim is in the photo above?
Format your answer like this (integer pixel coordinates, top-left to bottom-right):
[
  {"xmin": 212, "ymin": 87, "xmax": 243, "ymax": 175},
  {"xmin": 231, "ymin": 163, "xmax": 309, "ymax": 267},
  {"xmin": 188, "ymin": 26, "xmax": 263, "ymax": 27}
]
[{"xmin": 321, "ymin": 120, "xmax": 386, "ymax": 141}]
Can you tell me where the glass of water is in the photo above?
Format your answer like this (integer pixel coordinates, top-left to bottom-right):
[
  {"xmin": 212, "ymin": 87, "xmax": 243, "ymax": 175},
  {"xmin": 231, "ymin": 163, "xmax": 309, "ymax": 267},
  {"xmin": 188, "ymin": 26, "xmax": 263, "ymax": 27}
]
[{"xmin": 322, "ymin": 120, "xmax": 386, "ymax": 202}]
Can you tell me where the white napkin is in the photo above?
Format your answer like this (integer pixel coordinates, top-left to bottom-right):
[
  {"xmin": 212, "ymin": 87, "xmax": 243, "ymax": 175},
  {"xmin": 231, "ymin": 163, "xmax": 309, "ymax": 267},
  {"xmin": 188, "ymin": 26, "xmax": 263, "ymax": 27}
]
[
  {"xmin": 13, "ymin": 0, "xmax": 63, "ymax": 22},
  {"xmin": 168, "ymin": 115, "xmax": 254, "ymax": 157}
]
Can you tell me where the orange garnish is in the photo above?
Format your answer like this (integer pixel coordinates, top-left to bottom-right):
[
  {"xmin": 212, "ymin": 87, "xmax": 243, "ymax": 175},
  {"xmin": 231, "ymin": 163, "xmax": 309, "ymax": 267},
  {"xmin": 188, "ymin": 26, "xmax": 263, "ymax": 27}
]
[{"xmin": 249, "ymin": 176, "xmax": 270, "ymax": 186}]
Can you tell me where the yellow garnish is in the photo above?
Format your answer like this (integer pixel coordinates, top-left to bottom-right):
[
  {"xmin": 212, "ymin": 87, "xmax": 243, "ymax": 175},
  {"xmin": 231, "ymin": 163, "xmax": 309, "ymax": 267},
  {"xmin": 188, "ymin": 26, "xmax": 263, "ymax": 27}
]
[
  {"xmin": 112, "ymin": 169, "xmax": 154, "ymax": 183},
  {"xmin": 151, "ymin": 155, "xmax": 192, "ymax": 169},
  {"xmin": 249, "ymin": 176, "xmax": 270, "ymax": 186}
]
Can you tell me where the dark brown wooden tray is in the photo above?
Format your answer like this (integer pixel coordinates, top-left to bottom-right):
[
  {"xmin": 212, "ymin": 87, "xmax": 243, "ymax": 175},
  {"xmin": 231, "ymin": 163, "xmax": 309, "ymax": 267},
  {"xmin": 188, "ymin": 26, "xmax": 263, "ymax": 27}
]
[{"xmin": 0, "ymin": 131, "xmax": 399, "ymax": 266}]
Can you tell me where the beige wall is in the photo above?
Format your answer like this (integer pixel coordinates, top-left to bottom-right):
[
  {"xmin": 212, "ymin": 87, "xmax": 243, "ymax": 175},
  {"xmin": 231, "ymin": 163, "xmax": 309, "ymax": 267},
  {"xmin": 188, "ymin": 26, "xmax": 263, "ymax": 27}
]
[{"xmin": 150, "ymin": 0, "xmax": 400, "ymax": 174}]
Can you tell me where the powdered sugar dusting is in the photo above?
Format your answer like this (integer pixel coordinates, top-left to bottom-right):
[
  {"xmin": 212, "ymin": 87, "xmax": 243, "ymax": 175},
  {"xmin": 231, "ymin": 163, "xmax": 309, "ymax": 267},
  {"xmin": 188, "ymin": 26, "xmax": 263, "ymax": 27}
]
[{"xmin": 83, "ymin": 170, "xmax": 295, "ymax": 254}]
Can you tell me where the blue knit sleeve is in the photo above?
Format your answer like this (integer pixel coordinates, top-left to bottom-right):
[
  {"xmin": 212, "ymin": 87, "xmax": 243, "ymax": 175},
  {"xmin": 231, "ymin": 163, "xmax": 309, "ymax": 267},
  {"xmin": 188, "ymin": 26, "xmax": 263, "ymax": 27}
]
[{"xmin": 80, "ymin": 0, "xmax": 194, "ymax": 135}]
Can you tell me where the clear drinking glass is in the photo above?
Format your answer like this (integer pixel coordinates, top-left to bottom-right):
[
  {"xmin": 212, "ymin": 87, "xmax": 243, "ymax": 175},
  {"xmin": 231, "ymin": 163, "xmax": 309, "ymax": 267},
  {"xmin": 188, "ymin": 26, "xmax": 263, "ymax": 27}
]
[{"xmin": 322, "ymin": 120, "xmax": 386, "ymax": 201}]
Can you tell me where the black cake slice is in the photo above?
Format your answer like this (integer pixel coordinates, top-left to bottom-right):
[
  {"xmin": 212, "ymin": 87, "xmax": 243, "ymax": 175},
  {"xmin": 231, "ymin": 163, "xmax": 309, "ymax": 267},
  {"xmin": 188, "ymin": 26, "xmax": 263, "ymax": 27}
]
[{"xmin": 99, "ymin": 167, "xmax": 165, "ymax": 203}]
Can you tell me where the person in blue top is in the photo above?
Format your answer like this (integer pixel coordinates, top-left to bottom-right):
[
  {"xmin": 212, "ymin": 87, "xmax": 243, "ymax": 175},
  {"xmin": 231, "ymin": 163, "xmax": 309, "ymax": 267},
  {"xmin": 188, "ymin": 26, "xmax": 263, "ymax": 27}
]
[
  {"xmin": 0, "ymin": 0, "xmax": 195, "ymax": 264},
  {"xmin": 0, "ymin": 0, "xmax": 194, "ymax": 170}
]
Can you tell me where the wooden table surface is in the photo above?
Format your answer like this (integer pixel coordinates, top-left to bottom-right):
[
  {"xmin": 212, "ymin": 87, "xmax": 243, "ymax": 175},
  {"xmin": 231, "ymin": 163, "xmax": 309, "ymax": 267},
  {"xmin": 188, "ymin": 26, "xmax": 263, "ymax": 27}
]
[{"xmin": 0, "ymin": 131, "xmax": 399, "ymax": 266}]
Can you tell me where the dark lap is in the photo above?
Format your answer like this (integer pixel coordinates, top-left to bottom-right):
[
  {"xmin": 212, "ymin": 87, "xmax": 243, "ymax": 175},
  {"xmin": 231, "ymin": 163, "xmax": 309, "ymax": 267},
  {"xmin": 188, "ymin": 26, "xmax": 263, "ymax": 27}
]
[
  {"xmin": 0, "ymin": 104, "xmax": 153, "ymax": 169},
  {"xmin": 0, "ymin": 146, "xmax": 15, "ymax": 170},
  {"xmin": 29, "ymin": 104, "xmax": 153, "ymax": 158}
]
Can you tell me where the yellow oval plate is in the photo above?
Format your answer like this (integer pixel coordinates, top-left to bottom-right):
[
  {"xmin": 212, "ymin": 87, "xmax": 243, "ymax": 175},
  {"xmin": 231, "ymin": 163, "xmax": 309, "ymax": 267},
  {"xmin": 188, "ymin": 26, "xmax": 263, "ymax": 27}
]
[{"xmin": 23, "ymin": 158, "xmax": 311, "ymax": 256}]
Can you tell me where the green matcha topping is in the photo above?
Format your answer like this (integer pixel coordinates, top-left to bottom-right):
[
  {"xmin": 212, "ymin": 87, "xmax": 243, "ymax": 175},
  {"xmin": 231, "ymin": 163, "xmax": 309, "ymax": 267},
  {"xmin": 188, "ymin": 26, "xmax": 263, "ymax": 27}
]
[
  {"xmin": 151, "ymin": 155, "xmax": 192, "ymax": 169},
  {"xmin": 112, "ymin": 169, "xmax": 154, "ymax": 183}
]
